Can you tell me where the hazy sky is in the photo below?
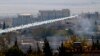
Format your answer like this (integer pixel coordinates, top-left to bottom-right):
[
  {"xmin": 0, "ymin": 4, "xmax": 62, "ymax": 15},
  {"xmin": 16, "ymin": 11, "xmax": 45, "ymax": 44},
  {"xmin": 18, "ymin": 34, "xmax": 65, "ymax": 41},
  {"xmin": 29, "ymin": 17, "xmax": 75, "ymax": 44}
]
[{"xmin": 0, "ymin": 0, "xmax": 100, "ymax": 16}]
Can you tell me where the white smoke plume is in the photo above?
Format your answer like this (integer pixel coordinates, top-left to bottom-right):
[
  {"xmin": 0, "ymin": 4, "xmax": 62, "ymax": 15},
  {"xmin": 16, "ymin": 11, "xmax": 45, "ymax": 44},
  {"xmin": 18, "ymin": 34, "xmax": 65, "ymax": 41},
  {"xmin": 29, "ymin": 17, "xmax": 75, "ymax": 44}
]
[
  {"xmin": 72, "ymin": 15, "xmax": 95, "ymax": 36},
  {"xmin": 0, "ymin": 15, "xmax": 78, "ymax": 34},
  {"xmin": 47, "ymin": 36, "xmax": 67, "ymax": 49}
]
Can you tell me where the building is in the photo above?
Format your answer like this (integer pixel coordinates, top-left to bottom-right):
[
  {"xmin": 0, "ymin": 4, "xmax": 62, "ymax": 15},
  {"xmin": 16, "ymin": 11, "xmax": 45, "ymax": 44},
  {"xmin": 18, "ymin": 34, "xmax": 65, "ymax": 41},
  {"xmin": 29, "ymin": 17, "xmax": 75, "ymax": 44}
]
[
  {"xmin": 12, "ymin": 14, "xmax": 34, "ymax": 27},
  {"xmin": 38, "ymin": 9, "xmax": 70, "ymax": 21}
]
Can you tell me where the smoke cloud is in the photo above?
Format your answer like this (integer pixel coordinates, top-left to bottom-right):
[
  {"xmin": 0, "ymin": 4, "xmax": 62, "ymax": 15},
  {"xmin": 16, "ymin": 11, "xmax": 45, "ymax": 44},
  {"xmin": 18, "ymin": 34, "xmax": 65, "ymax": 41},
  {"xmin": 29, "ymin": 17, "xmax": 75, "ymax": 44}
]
[
  {"xmin": 47, "ymin": 36, "xmax": 67, "ymax": 49},
  {"xmin": 72, "ymin": 15, "xmax": 95, "ymax": 36}
]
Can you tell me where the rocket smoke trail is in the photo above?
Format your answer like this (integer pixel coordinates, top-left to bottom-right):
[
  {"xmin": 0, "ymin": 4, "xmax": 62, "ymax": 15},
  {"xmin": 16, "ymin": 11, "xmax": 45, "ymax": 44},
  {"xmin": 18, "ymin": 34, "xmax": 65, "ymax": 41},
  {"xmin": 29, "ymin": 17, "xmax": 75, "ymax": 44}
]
[{"xmin": 0, "ymin": 15, "xmax": 78, "ymax": 34}]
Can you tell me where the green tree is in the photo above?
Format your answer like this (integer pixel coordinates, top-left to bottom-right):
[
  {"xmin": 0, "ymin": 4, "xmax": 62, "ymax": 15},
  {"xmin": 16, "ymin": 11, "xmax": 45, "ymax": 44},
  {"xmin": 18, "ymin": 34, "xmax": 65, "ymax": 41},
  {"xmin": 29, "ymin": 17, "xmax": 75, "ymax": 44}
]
[
  {"xmin": 67, "ymin": 29, "xmax": 74, "ymax": 36},
  {"xmin": 26, "ymin": 46, "xmax": 34, "ymax": 56},
  {"xmin": 2, "ymin": 21, "xmax": 6, "ymax": 29},
  {"xmin": 5, "ymin": 39, "xmax": 24, "ymax": 56},
  {"xmin": 26, "ymin": 46, "xmax": 33, "ymax": 55},
  {"xmin": 36, "ymin": 42, "xmax": 42, "ymax": 56},
  {"xmin": 43, "ymin": 38, "xmax": 53, "ymax": 56},
  {"xmin": 58, "ymin": 42, "xmax": 73, "ymax": 56},
  {"xmin": 58, "ymin": 42, "xmax": 66, "ymax": 56}
]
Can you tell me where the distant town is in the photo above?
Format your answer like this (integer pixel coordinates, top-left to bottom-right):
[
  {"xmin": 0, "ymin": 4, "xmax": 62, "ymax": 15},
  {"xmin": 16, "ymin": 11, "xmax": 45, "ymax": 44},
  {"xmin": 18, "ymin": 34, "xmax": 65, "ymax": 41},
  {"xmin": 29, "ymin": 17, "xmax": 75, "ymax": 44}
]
[{"xmin": 0, "ymin": 9, "xmax": 100, "ymax": 56}]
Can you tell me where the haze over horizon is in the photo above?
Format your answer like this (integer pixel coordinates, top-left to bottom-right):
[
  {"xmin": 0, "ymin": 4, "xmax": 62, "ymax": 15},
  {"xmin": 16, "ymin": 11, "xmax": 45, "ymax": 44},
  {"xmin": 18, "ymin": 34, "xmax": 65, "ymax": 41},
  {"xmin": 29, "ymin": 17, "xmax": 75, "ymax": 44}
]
[{"xmin": 0, "ymin": 0, "xmax": 100, "ymax": 16}]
